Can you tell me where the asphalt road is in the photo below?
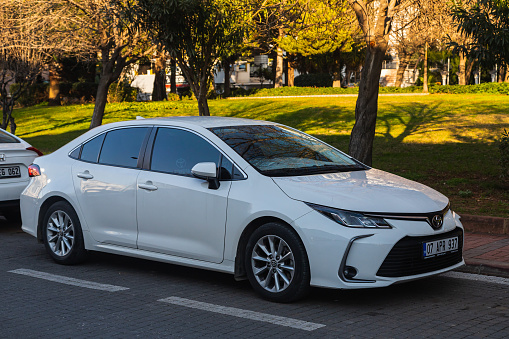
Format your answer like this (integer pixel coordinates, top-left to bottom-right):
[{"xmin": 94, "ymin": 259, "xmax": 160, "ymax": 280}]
[{"xmin": 1, "ymin": 217, "xmax": 508, "ymax": 338}]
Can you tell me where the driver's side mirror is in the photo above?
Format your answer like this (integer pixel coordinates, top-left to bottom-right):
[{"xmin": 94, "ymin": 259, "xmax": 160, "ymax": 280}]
[{"xmin": 191, "ymin": 162, "xmax": 220, "ymax": 189}]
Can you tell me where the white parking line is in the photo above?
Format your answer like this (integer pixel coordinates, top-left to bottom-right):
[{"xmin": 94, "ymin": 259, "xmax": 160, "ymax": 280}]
[
  {"xmin": 442, "ymin": 271, "xmax": 509, "ymax": 286},
  {"xmin": 9, "ymin": 268, "xmax": 129, "ymax": 292},
  {"xmin": 158, "ymin": 296, "xmax": 325, "ymax": 331}
]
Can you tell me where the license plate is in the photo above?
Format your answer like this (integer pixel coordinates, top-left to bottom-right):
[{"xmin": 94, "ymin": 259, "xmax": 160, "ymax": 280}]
[
  {"xmin": 0, "ymin": 166, "xmax": 21, "ymax": 179},
  {"xmin": 423, "ymin": 236, "xmax": 459, "ymax": 258}
]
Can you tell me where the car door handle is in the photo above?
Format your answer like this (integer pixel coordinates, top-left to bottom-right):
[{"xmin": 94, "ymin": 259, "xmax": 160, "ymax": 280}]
[
  {"xmin": 77, "ymin": 171, "xmax": 94, "ymax": 180},
  {"xmin": 138, "ymin": 182, "xmax": 158, "ymax": 191}
]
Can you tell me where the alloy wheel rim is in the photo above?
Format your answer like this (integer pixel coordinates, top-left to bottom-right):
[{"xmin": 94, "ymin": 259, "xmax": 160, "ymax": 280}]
[
  {"xmin": 251, "ymin": 235, "xmax": 295, "ymax": 293},
  {"xmin": 46, "ymin": 210, "xmax": 75, "ymax": 257}
]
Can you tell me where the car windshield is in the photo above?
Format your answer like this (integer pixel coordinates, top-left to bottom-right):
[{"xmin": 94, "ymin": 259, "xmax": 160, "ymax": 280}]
[
  {"xmin": 0, "ymin": 129, "xmax": 20, "ymax": 143},
  {"xmin": 209, "ymin": 125, "xmax": 367, "ymax": 177}
]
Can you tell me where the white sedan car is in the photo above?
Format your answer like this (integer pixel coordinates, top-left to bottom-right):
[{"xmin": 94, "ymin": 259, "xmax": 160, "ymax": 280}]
[
  {"xmin": 21, "ymin": 117, "xmax": 464, "ymax": 302},
  {"xmin": 0, "ymin": 128, "xmax": 42, "ymax": 221}
]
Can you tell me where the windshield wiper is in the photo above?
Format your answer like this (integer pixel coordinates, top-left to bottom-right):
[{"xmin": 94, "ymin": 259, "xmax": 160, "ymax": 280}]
[{"xmin": 263, "ymin": 164, "xmax": 366, "ymax": 177}]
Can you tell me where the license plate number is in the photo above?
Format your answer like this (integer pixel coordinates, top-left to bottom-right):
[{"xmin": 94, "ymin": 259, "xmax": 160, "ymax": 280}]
[
  {"xmin": 0, "ymin": 166, "xmax": 21, "ymax": 178},
  {"xmin": 423, "ymin": 237, "xmax": 458, "ymax": 258}
]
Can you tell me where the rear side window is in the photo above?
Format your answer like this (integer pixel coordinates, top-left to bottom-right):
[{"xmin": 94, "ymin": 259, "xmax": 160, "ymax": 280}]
[
  {"xmin": 80, "ymin": 134, "xmax": 105, "ymax": 163},
  {"xmin": 0, "ymin": 130, "xmax": 20, "ymax": 143},
  {"xmin": 98, "ymin": 127, "xmax": 148, "ymax": 168},
  {"xmin": 150, "ymin": 128, "xmax": 221, "ymax": 176}
]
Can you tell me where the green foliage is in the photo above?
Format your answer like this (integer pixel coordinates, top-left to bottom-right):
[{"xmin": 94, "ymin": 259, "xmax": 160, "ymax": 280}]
[
  {"xmin": 279, "ymin": 0, "xmax": 352, "ymax": 57},
  {"xmin": 429, "ymin": 83, "xmax": 509, "ymax": 94},
  {"xmin": 451, "ymin": 0, "xmax": 509, "ymax": 69},
  {"xmin": 9, "ymin": 83, "xmax": 48, "ymax": 107},
  {"xmin": 294, "ymin": 73, "xmax": 333, "ymax": 87},
  {"xmin": 107, "ymin": 82, "xmax": 137, "ymax": 103},
  {"xmin": 500, "ymin": 129, "xmax": 509, "ymax": 178},
  {"xmin": 229, "ymin": 85, "xmax": 424, "ymax": 97},
  {"xmin": 167, "ymin": 92, "xmax": 180, "ymax": 101},
  {"xmin": 71, "ymin": 81, "xmax": 97, "ymax": 101}
]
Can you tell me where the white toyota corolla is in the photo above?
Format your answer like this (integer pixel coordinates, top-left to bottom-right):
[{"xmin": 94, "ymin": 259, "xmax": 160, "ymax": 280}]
[
  {"xmin": 1, "ymin": 128, "xmax": 42, "ymax": 221},
  {"xmin": 21, "ymin": 117, "xmax": 464, "ymax": 302}
]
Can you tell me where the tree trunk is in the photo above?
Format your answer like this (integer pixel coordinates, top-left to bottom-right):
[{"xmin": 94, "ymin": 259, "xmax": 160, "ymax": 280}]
[
  {"xmin": 152, "ymin": 52, "xmax": 166, "ymax": 101},
  {"xmin": 197, "ymin": 77, "xmax": 210, "ymax": 116},
  {"xmin": 223, "ymin": 60, "xmax": 231, "ymax": 97},
  {"xmin": 465, "ymin": 60, "xmax": 474, "ymax": 85},
  {"xmin": 90, "ymin": 76, "xmax": 111, "ymax": 129},
  {"xmin": 423, "ymin": 42, "xmax": 428, "ymax": 93},
  {"xmin": 348, "ymin": 45, "xmax": 387, "ymax": 166},
  {"xmin": 288, "ymin": 62, "xmax": 295, "ymax": 87},
  {"xmin": 48, "ymin": 63, "xmax": 61, "ymax": 106},
  {"xmin": 170, "ymin": 59, "xmax": 177, "ymax": 93},
  {"xmin": 9, "ymin": 116, "xmax": 16, "ymax": 135},
  {"xmin": 274, "ymin": 45, "xmax": 284, "ymax": 88},
  {"xmin": 458, "ymin": 52, "xmax": 466, "ymax": 85},
  {"xmin": 394, "ymin": 50, "xmax": 410, "ymax": 87}
]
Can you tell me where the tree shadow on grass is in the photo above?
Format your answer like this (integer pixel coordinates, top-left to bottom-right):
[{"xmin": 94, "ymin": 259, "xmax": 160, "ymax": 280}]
[{"xmin": 377, "ymin": 102, "xmax": 444, "ymax": 145}]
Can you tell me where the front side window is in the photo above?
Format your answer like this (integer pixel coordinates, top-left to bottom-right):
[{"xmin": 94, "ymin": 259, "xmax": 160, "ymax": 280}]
[
  {"xmin": 209, "ymin": 124, "xmax": 366, "ymax": 177},
  {"xmin": 98, "ymin": 127, "xmax": 148, "ymax": 168},
  {"xmin": 150, "ymin": 128, "xmax": 222, "ymax": 177}
]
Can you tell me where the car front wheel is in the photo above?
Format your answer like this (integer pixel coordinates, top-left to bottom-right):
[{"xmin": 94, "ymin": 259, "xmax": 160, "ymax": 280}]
[
  {"xmin": 42, "ymin": 201, "xmax": 87, "ymax": 265},
  {"xmin": 245, "ymin": 223, "xmax": 310, "ymax": 302}
]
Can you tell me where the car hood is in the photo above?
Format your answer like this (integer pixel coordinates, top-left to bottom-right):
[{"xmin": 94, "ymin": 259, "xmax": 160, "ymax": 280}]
[{"xmin": 272, "ymin": 169, "xmax": 449, "ymax": 213}]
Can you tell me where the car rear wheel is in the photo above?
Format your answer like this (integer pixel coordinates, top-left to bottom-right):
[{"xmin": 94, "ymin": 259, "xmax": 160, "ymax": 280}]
[
  {"xmin": 42, "ymin": 201, "xmax": 87, "ymax": 265},
  {"xmin": 245, "ymin": 223, "xmax": 310, "ymax": 302}
]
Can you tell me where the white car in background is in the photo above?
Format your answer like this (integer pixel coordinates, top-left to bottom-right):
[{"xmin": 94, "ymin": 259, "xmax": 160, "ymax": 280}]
[
  {"xmin": 20, "ymin": 117, "xmax": 464, "ymax": 302},
  {"xmin": 0, "ymin": 129, "xmax": 42, "ymax": 221}
]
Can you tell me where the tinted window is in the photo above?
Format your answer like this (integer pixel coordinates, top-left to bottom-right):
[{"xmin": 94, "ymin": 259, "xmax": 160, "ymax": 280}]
[
  {"xmin": 209, "ymin": 125, "xmax": 366, "ymax": 177},
  {"xmin": 99, "ymin": 128, "xmax": 148, "ymax": 168},
  {"xmin": 69, "ymin": 146, "xmax": 81, "ymax": 159},
  {"xmin": 80, "ymin": 134, "xmax": 105, "ymax": 163},
  {"xmin": 150, "ymin": 128, "xmax": 221, "ymax": 176},
  {"xmin": 0, "ymin": 130, "xmax": 20, "ymax": 143}
]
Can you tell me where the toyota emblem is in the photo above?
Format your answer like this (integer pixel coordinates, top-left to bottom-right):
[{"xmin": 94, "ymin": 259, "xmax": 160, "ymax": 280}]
[
  {"xmin": 0, "ymin": 153, "xmax": 5, "ymax": 162},
  {"xmin": 431, "ymin": 215, "xmax": 443, "ymax": 229}
]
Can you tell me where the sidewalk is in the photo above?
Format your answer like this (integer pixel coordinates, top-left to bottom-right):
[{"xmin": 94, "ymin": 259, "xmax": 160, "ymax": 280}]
[{"xmin": 459, "ymin": 214, "xmax": 509, "ymax": 278}]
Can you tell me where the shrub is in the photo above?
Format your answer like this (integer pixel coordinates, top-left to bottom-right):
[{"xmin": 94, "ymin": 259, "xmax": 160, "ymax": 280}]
[
  {"xmin": 500, "ymin": 129, "xmax": 509, "ymax": 178},
  {"xmin": 167, "ymin": 92, "xmax": 180, "ymax": 101},
  {"xmin": 71, "ymin": 81, "xmax": 97, "ymax": 101},
  {"xmin": 10, "ymin": 83, "xmax": 48, "ymax": 107},
  {"xmin": 294, "ymin": 73, "xmax": 333, "ymax": 87},
  {"xmin": 107, "ymin": 82, "xmax": 137, "ymax": 103}
]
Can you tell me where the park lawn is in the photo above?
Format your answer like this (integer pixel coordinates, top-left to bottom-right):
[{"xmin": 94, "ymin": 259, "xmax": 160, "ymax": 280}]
[{"xmin": 11, "ymin": 94, "xmax": 509, "ymax": 218}]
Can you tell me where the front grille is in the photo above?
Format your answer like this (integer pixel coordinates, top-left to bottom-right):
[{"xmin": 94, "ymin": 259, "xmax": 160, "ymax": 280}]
[{"xmin": 377, "ymin": 228, "xmax": 463, "ymax": 278}]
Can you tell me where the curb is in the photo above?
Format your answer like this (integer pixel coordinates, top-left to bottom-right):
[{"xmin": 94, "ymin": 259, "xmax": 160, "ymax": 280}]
[
  {"xmin": 461, "ymin": 214, "xmax": 509, "ymax": 235},
  {"xmin": 459, "ymin": 262, "xmax": 509, "ymax": 279}
]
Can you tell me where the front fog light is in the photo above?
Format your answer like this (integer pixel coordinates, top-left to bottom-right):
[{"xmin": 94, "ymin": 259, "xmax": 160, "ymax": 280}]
[
  {"xmin": 306, "ymin": 203, "xmax": 392, "ymax": 229},
  {"xmin": 343, "ymin": 266, "xmax": 358, "ymax": 279}
]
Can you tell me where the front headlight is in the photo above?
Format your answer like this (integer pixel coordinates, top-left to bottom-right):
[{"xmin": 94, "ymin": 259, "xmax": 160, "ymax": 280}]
[{"xmin": 306, "ymin": 203, "xmax": 392, "ymax": 229}]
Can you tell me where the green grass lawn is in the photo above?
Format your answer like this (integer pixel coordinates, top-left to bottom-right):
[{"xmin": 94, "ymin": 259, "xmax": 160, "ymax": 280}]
[{"xmin": 11, "ymin": 94, "xmax": 509, "ymax": 218}]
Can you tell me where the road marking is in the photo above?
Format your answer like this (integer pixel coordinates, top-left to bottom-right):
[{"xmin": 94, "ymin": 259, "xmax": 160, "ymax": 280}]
[
  {"xmin": 442, "ymin": 271, "xmax": 509, "ymax": 286},
  {"xmin": 158, "ymin": 296, "xmax": 325, "ymax": 331},
  {"xmin": 9, "ymin": 268, "xmax": 129, "ymax": 292}
]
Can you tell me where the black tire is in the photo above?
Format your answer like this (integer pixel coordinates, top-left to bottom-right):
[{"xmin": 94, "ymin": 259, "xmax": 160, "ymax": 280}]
[
  {"xmin": 42, "ymin": 201, "xmax": 87, "ymax": 265},
  {"xmin": 245, "ymin": 222, "xmax": 310, "ymax": 302}
]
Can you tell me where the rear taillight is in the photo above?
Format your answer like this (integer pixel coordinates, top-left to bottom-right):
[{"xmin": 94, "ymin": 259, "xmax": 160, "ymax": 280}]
[
  {"xmin": 28, "ymin": 164, "xmax": 41, "ymax": 177},
  {"xmin": 26, "ymin": 147, "xmax": 43, "ymax": 157}
]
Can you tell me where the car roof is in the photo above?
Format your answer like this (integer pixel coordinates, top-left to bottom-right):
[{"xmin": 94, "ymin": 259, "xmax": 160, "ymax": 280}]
[{"xmin": 141, "ymin": 116, "xmax": 276, "ymax": 128}]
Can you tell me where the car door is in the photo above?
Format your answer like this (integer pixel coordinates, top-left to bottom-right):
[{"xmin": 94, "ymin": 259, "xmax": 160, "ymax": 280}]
[
  {"xmin": 71, "ymin": 127, "xmax": 150, "ymax": 248},
  {"xmin": 136, "ymin": 127, "xmax": 233, "ymax": 263}
]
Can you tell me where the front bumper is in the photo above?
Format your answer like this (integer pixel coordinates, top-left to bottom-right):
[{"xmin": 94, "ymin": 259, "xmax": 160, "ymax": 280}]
[{"xmin": 293, "ymin": 209, "xmax": 464, "ymax": 289}]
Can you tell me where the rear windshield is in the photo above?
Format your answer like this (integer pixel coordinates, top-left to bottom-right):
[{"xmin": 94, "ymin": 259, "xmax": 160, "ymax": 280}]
[
  {"xmin": 0, "ymin": 129, "xmax": 20, "ymax": 143},
  {"xmin": 209, "ymin": 124, "xmax": 366, "ymax": 177}
]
